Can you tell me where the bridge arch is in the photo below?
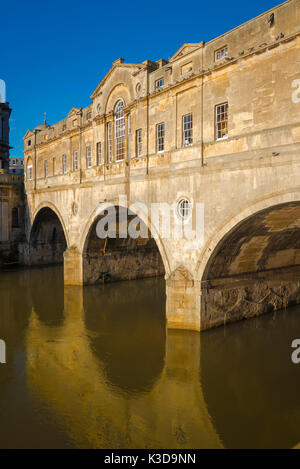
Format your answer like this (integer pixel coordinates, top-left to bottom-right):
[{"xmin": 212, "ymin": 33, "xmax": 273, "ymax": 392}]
[
  {"xmin": 197, "ymin": 191, "xmax": 300, "ymax": 329},
  {"xmin": 79, "ymin": 201, "xmax": 171, "ymax": 285},
  {"xmin": 29, "ymin": 202, "xmax": 69, "ymax": 266},
  {"xmin": 30, "ymin": 201, "xmax": 70, "ymax": 247}
]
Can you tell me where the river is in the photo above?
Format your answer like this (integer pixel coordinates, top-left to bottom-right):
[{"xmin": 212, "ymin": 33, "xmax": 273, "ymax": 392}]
[{"xmin": 0, "ymin": 266, "xmax": 300, "ymax": 449}]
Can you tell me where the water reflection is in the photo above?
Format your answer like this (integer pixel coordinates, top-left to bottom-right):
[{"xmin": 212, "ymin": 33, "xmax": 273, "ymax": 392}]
[
  {"xmin": 83, "ymin": 280, "xmax": 166, "ymax": 395},
  {"xmin": 0, "ymin": 266, "xmax": 300, "ymax": 448},
  {"xmin": 25, "ymin": 272, "xmax": 220, "ymax": 448},
  {"xmin": 201, "ymin": 309, "xmax": 300, "ymax": 449}
]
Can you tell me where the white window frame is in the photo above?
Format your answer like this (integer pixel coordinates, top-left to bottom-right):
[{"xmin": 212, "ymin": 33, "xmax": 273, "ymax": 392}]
[
  {"xmin": 215, "ymin": 103, "xmax": 229, "ymax": 141},
  {"xmin": 44, "ymin": 160, "xmax": 48, "ymax": 178},
  {"xmin": 96, "ymin": 142, "xmax": 101, "ymax": 166},
  {"xmin": 86, "ymin": 146, "xmax": 92, "ymax": 168},
  {"xmin": 73, "ymin": 150, "xmax": 78, "ymax": 171},
  {"xmin": 182, "ymin": 113, "xmax": 193, "ymax": 146},
  {"xmin": 156, "ymin": 122, "xmax": 165, "ymax": 153},
  {"xmin": 27, "ymin": 165, "xmax": 33, "ymax": 180},
  {"xmin": 107, "ymin": 122, "xmax": 113, "ymax": 163},
  {"xmin": 127, "ymin": 114, "xmax": 131, "ymax": 158},
  {"xmin": 215, "ymin": 46, "xmax": 228, "ymax": 61},
  {"xmin": 155, "ymin": 78, "xmax": 164, "ymax": 91},
  {"xmin": 114, "ymin": 100, "xmax": 125, "ymax": 161},
  {"xmin": 62, "ymin": 154, "xmax": 67, "ymax": 174},
  {"xmin": 136, "ymin": 129, "xmax": 142, "ymax": 157},
  {"xmin": 177, "ymin": 198, "xmax": 192, "ymax": 221}
]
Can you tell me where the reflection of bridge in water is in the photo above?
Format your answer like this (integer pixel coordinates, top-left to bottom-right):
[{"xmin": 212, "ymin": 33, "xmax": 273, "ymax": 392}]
[
  {"xmin": 26, "ymin": 281, "xmax": 222, "ymax": 449},
  {"xmin": 2, "ymin": 266, "xmax": 300, "ymax": 448}
]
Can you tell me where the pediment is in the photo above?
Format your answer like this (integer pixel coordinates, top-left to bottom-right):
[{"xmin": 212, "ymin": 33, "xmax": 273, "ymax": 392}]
[
  {"xmin": 68, "ymin": 107, "xmax": 81, "ymax": 118},
  {"xmin": 91, "ymin": 62, "xmax": 144, "ymax": 100},
  {"xmin": 170, "ymin": 43, "xmax": 203, "ymax": 62},
  {"xmin": 23, "ymin": 130, "xmax": 34, "ymax": 139}
]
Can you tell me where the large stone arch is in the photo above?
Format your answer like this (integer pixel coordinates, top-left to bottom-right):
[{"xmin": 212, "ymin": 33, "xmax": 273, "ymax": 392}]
[
  {"xmin": 197, "ymin": 191, "xmax": 300, "ymax": 281},
  {"xmin": 79, "ymin": 200, "xmax": 172, "ymax": 278},
  {"xmin": 197, "ymin": 191, "xmax": 300, "ymax": 330},
  {"xmin": 30, "ymin": 201, "xmax": 70, "ymax": 247},
  {"xmin": 28, "ymin": 202, "xmax": 69, "ymax": 266}
]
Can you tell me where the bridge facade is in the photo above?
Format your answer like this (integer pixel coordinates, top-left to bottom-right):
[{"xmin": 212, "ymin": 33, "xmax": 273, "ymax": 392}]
[{"xmin": 23, "ymin": 0, "xmax": 300, "ymax": 331}]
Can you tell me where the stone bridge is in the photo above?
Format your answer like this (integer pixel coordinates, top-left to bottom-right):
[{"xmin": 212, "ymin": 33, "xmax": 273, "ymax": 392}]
[{"xmin": 23, "ymin": 0, "xmax": 300, "ymax": 331}]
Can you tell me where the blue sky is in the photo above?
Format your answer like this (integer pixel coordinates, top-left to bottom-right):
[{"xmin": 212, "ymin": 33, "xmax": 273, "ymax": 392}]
[{"xmin": 2, "ymin": 0, "xmax": 282, "ymax": 158}]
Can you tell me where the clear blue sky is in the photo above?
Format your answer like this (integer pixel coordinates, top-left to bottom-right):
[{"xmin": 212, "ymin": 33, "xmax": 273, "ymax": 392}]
[{"xmin": 2, "ymin": 0, "xmax": 282, "ymax": 158}]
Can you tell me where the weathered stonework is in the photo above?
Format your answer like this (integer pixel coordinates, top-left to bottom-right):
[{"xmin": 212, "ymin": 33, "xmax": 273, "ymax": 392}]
[{"xmin": 23, "ymin": 0, "xmax": 300, "ymax": 331}]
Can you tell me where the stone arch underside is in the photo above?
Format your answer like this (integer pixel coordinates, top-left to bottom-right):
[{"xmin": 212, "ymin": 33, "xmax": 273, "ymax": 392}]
[
  {"xmin": 200, "ymin": 201, "xmax": 300, "ymax": 330},
  {"xmin": 29, "ymin": 207, "xmax": 67, "ymax": 266},
  {"xmin": 82, "ymin": 206, "xmax": 165, "ymax": 284}
]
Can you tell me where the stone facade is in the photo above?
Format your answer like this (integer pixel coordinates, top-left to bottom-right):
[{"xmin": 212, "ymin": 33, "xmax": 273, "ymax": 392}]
[
  {"xmin": 0, "ymin": 100, "xmax": 25, "ymax": 264},
  {"xmin": 0, "ymin": 173, "xmax": 25, "ymax": 264},
  {"xmin": 23, "ymin": 0, "xmax": 300, "ymax": 331},
  {"xmin": 0, "ymin": 101, "xmax": 11, "ymax": 171}
]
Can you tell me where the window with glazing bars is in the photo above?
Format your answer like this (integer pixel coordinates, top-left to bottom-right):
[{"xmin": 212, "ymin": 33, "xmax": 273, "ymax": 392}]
[
  {"xmin": 86, "ymin": 146, "xmax": 92, "ymax": 168},
  {"xmin": 215, "ymin": 103, "xmax": 228, "ymax": 140},
  {"xmin": 155, "ymin": 78, "xmax": 164, "ymax": 90},
  {"xmin": 136, "ymin": 129, "xmax": 142, "ymax": 157},
  {"xmin": 27, "ymin": 165, "xmax": 33, "ymax": 180},
  {"xmin": 127, "ymin": 114, "xmax": 131, "ymax": 158},
  {"xmin": 96, "ymin": 142, "xmax": 101, "ymax": 165},
  {"xmin": 215, "ymin": 47, "xmax": 228, "ymax": 61},
  {"xmin": 115, "ymin": 100, "xmax": 125, "ymax": 161},
  {"xmin": 156, "ymin": 123, "xmax": 165, "ymax": 152},
  {"xmin": 62, "ymin": 154, "xmax": 67, "ymax": 174},
  {"xmin": 182, "ymin": 113, "xmax": 193, "ymax": 146},
  {"xmin": 107, "ymin": 122, "xmax": 113, "ymax": 162},
  {"xmin": 73, "ymin": 150, "xmax": 78, "ymax": 171},
  {"xmin": 44, "ymin": 160, "xmax": 48, "ymax": 178}
]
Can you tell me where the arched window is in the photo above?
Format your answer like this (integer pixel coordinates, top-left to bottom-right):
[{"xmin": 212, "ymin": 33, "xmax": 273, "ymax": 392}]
[
  {"xmin": 114, "ymin": 100, "xmax": 125, "ymax": 161},
  {"xmin": 26, "ymin": 157, "xmax": 33, "ymax": 180}
]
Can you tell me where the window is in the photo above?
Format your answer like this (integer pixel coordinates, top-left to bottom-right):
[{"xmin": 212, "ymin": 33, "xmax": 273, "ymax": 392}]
[
  {"xmin": 136, "ymin": 83, "xmax": 142, "ymax": 96},
  {"xmin": 73, "ymin": 119, "xmax": 77, "ymax": 128},
  {"xmin": 136, "ymin": 129, "xmax": 142, "ymax": 157},
  {"xmin": 107, "ymin": 122, "xmax": 113, "ymax": 162},
  {"xmin": 21, "ymin": 160, "xmax": 24, "ymax": 166},
  {"xmin": 27, "ymin": 140, "xmax": 31, "ymax": 146},
  {"xmin": 62, "ymin": 154, "xmax": 67, "ymax": 173},
  {"xmin": 27, "ymin": 165, "xmax": 33, "ymax": 180},
  {"xmin": 86, "ymin": 146, "xmax": 92, "ymax": 168},
  {"xmin": 156, "ymin": 123, "xmax": 165, "ymax": 152},
  {"xmin": 96, "ymin": 142, "xmax": 101, "ymax": 165},
  {"xmin": 155, "ymin": 78, "xmax": 164, "ymax": 91},
  {"xmin": 215, "ymin": 46, "xmax": 228, "ymax": 61},
  {"xmin": 114, "ymin": 100, "xmax": 125, "ymax": 161},
  {"xmin": 44, "ymin": 160, "xmax": 48, "ymax": 178},
  {"xmin": 128, "ymin": 114, "xmax": 131, "ymax": 158},
  {"xmin": 177, "ymin": 198, "xmax": 191, "ymax": 220},
  {"xmin": 73, "ymin": 150, "xmax": 78, "ymax": 171},
  {"xmin": 215, "ymin": 103, "xmax": 228, "ymax": 140},
  {"xmin": 12, "ymin": 208, "xmax": 19, "ymax": 228},
  {"xmin": 182, "ymin": 113, "xmax": 193, "ymax": 146},
  {"xmin": 87, "ymin": 111, "xmax": 92, "ymax": 120}
]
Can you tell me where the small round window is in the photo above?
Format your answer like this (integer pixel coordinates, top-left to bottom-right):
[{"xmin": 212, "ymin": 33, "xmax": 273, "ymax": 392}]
[
  {"xmin": 177, "ymin": 198, "xmax": 191, "ymax": 220},
  {"xmin": 136, "ymin": 83, "xmax": 142, "ymax": 95}
]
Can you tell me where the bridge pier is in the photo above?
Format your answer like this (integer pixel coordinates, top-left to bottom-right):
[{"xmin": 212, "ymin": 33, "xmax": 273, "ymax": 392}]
[
  {"xmin": 64, "ymin": 247, "xmax": 83, "ymax": 285},
  {"xmin": 166, "ymin": 266, "xmax": 201, "ymax": 332}
]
